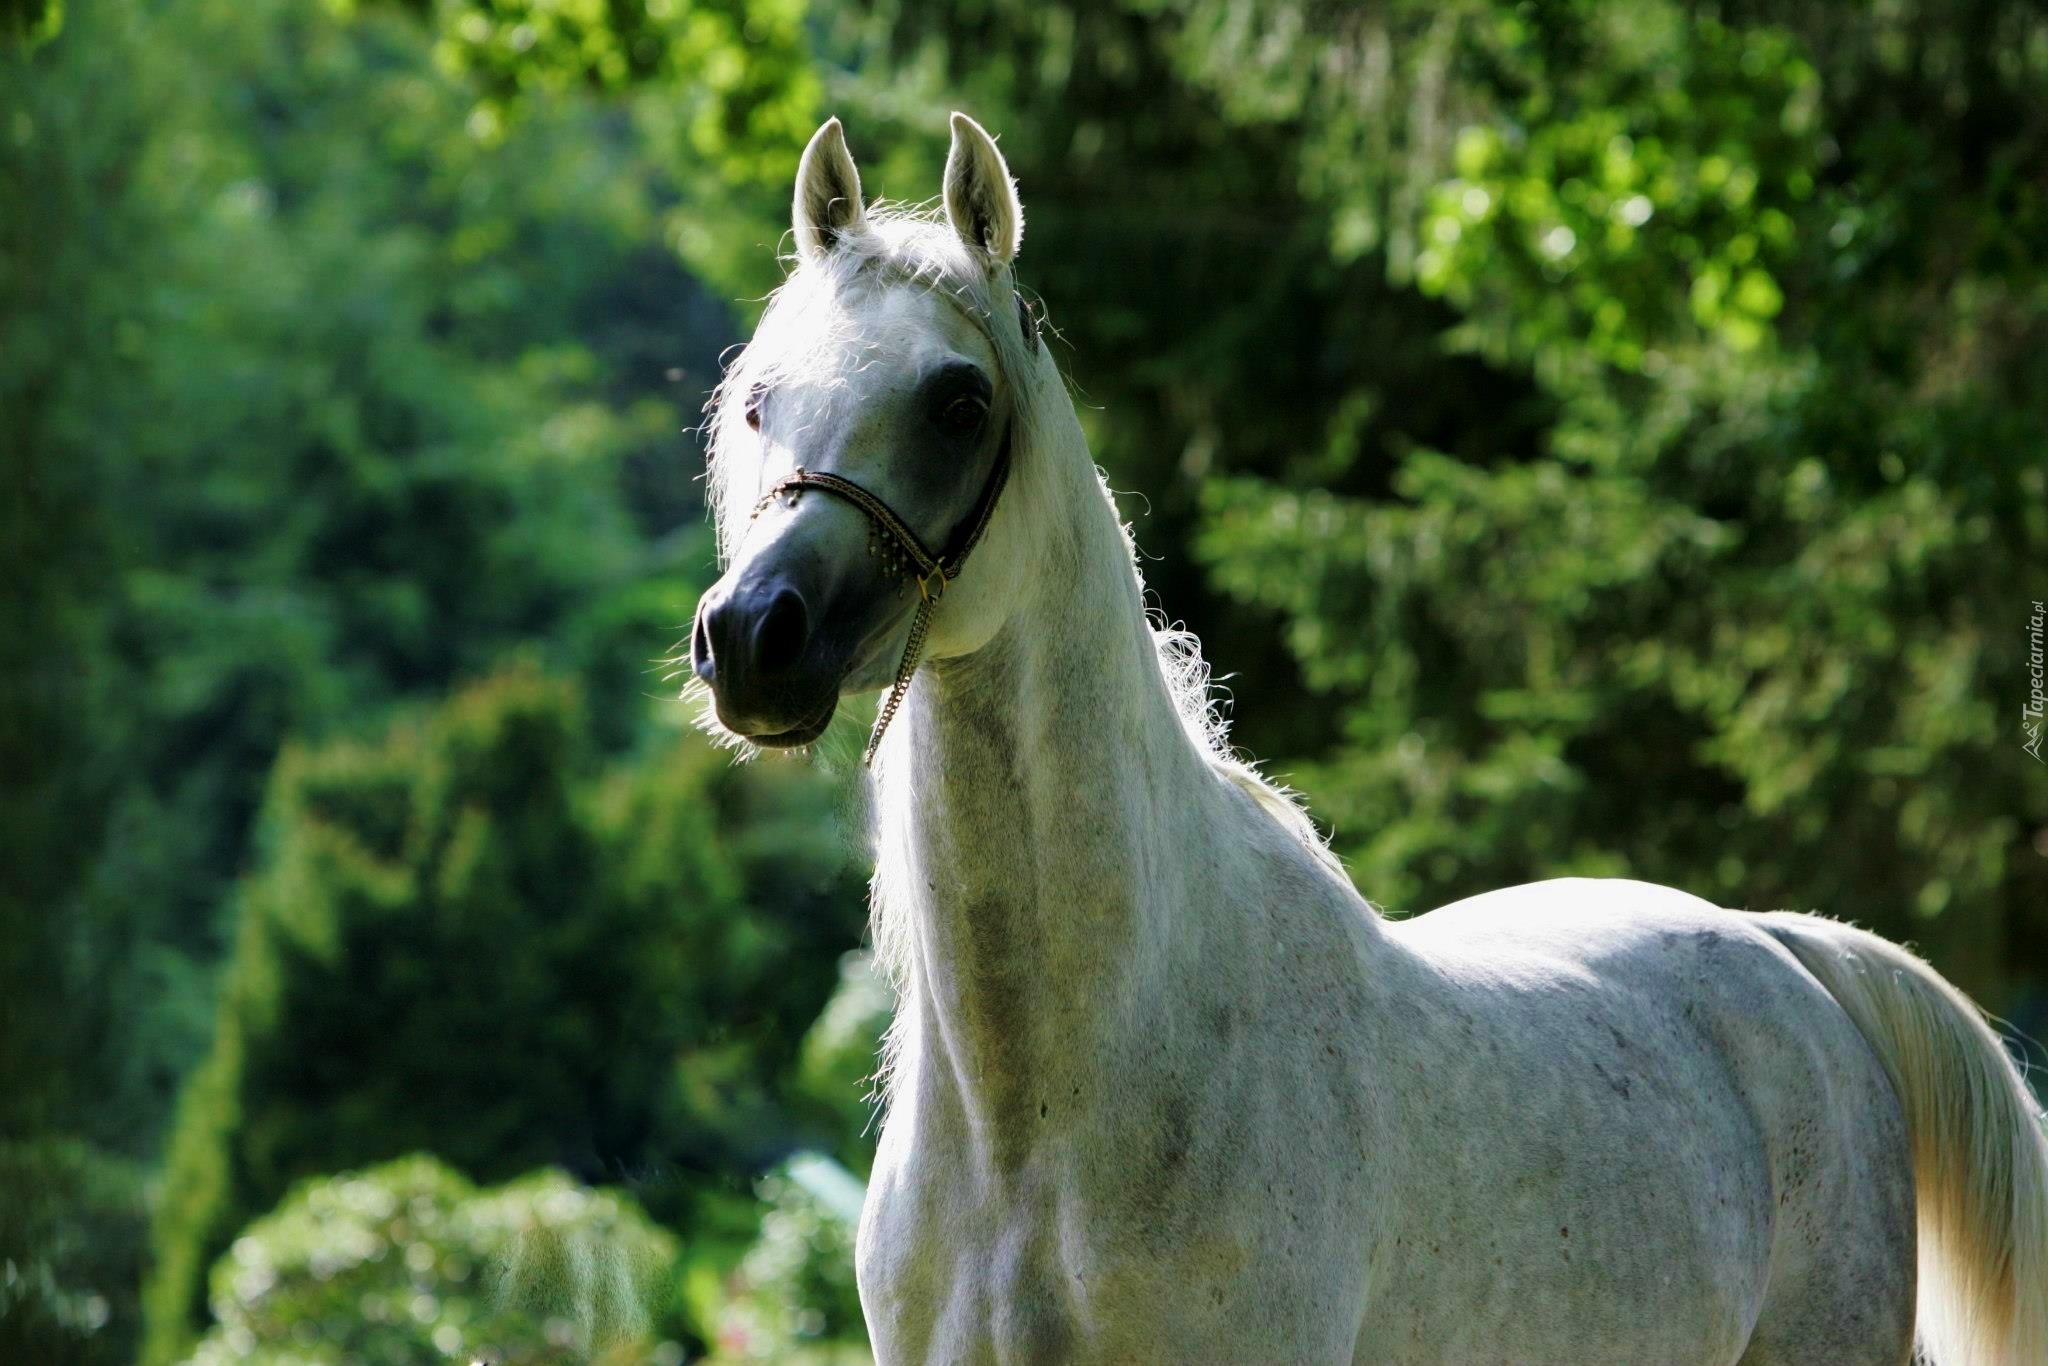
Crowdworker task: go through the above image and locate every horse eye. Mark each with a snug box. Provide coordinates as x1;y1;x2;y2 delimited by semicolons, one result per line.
936;395;987;437
744;383;768;431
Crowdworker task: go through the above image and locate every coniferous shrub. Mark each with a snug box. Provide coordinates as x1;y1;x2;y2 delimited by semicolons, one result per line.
144;668;862;1364
0;1139;149;1365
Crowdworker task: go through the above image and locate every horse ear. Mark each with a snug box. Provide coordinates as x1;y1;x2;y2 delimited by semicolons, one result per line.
943;111;1023;267
793;117;866;261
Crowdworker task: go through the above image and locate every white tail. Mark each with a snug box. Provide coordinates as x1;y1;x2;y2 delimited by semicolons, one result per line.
1762;913;2048;1366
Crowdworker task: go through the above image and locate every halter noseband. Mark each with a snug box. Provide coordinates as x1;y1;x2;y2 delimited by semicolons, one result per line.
746;289;1038;765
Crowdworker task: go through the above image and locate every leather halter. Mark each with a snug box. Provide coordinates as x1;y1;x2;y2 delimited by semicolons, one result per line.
747;289;1038;764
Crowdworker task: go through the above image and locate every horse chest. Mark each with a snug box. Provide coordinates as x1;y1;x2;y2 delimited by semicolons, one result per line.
858;1174;1263;1363
857;1083;1374;1365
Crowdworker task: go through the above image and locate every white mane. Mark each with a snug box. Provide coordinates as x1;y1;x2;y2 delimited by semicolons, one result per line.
1148;617;1349;883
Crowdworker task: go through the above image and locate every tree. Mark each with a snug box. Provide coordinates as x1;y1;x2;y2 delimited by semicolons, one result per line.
0;1140;149;1365
7;0;834;1353
15;0;2046;1355
145;668;863;1363
1174;0;2048;1020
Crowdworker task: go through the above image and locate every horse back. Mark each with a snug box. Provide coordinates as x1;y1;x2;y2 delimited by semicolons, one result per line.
1360;878;1915;1364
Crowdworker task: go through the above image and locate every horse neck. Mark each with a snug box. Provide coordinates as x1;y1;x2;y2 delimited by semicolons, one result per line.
871;408;1226;1154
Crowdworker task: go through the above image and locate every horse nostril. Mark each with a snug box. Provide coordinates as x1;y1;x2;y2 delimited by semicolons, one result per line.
690;601;716;683
750;586;811;676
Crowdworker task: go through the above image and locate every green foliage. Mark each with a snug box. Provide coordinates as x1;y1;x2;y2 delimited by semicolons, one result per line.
4;0;728;1153
0;1140;148;1365
0;0;61;45
791;955;894;1179
703;1161;869;1366
8;0;756;1346
422;0;818;183
188;1154;687;1364
1409;17;1814;361
12;0;2048;1359
1171;0;2048;1008
2;0;158;1151
145;669;862;1363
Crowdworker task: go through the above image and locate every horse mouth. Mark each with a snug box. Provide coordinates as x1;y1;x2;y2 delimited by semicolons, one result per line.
744;699;837;749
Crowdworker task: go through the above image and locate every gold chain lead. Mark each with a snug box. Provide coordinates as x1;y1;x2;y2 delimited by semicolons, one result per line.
865;591;936;765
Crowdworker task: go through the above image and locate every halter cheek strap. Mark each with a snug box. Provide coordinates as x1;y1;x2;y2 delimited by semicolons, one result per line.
751;425;1011;763
743;289;1038;764
746;289;1038;765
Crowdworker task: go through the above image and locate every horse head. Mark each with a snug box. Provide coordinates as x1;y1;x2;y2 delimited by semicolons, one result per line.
689;114;1043;755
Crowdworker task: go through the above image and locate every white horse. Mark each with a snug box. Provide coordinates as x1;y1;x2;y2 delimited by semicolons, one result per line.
687;114;2048;1365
